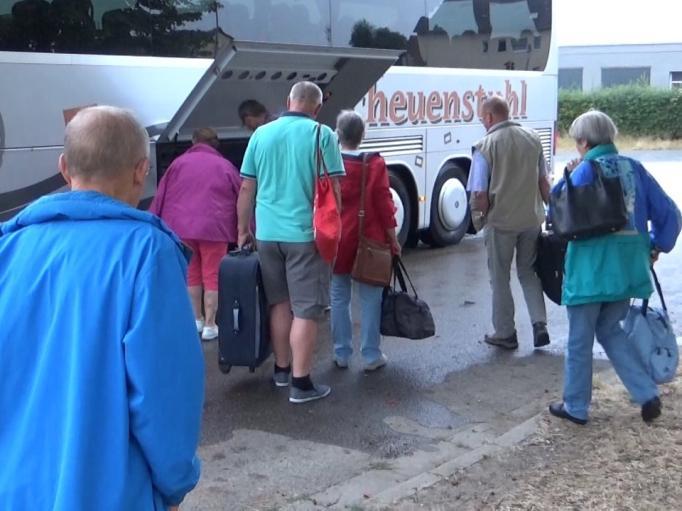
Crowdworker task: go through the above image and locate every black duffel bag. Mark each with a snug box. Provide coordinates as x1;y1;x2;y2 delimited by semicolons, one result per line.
550;160;627;241
535;230;567;305
381;258;435;340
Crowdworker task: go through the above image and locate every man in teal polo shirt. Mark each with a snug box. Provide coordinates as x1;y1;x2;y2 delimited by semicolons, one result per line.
237;81;344;404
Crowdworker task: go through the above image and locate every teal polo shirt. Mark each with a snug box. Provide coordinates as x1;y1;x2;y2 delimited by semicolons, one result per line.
241;112;345;242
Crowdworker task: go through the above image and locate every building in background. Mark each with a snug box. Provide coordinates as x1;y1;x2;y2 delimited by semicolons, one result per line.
558;43;682;91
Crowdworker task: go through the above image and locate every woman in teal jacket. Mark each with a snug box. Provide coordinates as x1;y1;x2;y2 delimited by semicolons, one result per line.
549;110;681;425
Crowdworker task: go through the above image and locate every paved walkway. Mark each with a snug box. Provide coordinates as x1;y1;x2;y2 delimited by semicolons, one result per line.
184;354;606;510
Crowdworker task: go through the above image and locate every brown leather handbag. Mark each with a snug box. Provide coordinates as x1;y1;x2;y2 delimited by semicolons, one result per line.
351;154;393;287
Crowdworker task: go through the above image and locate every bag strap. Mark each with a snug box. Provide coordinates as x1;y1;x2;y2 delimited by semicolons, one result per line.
563;160;604;189
315;123;331;182
393;257;418;297
392;257;408;292
358;153;369;241
642;267;667;314
589;159;605;185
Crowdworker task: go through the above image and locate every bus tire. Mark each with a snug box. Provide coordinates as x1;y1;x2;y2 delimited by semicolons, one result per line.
426;163;470;247
388;171;413;247
418;229;434;246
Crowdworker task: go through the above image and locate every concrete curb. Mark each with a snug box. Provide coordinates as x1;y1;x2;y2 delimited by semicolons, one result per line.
284;413;542;510
363;415;541;509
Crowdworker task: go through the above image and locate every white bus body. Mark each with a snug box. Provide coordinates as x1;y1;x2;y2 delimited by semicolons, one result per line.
358;64;557;246
0;0;557;247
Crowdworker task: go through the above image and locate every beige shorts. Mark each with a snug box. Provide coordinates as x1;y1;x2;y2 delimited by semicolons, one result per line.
257;241;330;319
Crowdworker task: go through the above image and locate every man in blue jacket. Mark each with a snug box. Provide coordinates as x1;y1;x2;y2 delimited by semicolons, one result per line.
0;106;205;510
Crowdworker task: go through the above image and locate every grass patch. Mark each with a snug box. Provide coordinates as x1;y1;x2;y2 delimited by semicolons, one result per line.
497;371;682;510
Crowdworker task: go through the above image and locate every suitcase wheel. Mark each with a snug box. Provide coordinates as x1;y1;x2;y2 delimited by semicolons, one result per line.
249;366;255;373
219;363;232;374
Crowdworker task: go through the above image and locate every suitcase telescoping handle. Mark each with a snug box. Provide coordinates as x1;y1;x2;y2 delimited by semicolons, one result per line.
230;245;254;256
232;299;240;334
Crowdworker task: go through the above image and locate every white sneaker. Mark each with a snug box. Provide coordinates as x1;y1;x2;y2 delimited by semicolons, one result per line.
202;325;219;341
195;318;205;333
364;353;388;372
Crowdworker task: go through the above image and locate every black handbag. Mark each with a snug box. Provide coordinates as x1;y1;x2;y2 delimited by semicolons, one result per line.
535;230;567;305
550;160;628;241
380;258;435;340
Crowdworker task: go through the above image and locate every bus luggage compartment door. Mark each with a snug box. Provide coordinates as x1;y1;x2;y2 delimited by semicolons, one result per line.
158;39;401;144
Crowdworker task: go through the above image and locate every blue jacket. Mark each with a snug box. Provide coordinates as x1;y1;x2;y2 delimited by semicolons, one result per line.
552;145;681;305
0;192;205;510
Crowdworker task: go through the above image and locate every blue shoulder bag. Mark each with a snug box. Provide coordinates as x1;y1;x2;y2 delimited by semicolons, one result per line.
623;268;679;384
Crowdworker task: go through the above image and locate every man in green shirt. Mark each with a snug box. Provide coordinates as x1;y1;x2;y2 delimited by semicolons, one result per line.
237;81;344;403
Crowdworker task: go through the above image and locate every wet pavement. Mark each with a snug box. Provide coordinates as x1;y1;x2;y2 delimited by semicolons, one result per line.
185;150;682;510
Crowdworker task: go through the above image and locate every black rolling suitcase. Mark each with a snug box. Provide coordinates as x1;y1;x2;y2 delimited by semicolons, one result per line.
217;248;271;374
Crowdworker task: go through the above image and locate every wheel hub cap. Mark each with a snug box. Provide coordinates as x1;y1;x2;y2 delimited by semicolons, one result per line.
390;188;405;236
438;178;467;230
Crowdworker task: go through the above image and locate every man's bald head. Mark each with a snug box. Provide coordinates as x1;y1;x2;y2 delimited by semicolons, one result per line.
64;106;149;181
482;96;510;121
480;96;510;131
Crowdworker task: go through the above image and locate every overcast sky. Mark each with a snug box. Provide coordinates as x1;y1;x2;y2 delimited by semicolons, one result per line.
555;0;681;46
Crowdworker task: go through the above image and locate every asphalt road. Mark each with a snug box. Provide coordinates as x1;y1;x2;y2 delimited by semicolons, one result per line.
185;150;682;510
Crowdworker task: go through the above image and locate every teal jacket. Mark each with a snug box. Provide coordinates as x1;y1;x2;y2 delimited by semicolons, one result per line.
552;145;681;306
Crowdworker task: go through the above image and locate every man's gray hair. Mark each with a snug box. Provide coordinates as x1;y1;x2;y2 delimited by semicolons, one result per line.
289;81;323;107
64;106;149;180
336;110;365;149
568;110;618;147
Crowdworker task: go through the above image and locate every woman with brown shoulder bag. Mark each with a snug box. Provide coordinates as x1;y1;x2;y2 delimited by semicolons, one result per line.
331;111;400;372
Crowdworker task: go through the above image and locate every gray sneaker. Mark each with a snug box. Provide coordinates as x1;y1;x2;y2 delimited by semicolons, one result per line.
533;322;550;348
333;356;349;369
289;383;331;404
364;353;388;372
484;331;519;350
273;371;290;388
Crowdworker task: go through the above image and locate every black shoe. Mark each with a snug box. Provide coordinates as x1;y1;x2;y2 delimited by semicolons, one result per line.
484;331;518;350
533;322;550;348
549;402;587;425
641;397;662;422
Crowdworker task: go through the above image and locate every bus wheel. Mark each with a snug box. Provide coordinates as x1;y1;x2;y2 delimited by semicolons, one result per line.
389;171;412;247
427;163;470;247
418;229;434;246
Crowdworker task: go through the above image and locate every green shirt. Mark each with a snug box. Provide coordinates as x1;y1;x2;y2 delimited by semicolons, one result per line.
241;112;345;242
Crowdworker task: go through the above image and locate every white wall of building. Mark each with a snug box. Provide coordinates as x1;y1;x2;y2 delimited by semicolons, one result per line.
559;43;682;90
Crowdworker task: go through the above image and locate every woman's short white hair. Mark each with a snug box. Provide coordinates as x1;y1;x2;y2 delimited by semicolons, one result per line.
336;110;365;149
568;110;618;147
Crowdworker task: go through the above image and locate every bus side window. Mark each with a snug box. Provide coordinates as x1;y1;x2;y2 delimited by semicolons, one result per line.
420;0;552;71
0;0;219;58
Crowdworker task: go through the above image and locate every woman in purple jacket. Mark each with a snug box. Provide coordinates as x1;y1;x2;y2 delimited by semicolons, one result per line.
150;128;241;340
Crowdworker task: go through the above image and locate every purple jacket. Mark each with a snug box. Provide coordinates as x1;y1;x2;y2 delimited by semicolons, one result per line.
150;144;241;243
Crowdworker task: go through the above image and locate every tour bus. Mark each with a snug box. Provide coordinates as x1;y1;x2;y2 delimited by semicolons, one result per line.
0;0;557;247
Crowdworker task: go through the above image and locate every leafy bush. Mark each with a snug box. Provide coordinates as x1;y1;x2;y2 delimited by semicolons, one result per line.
559;86;682;139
